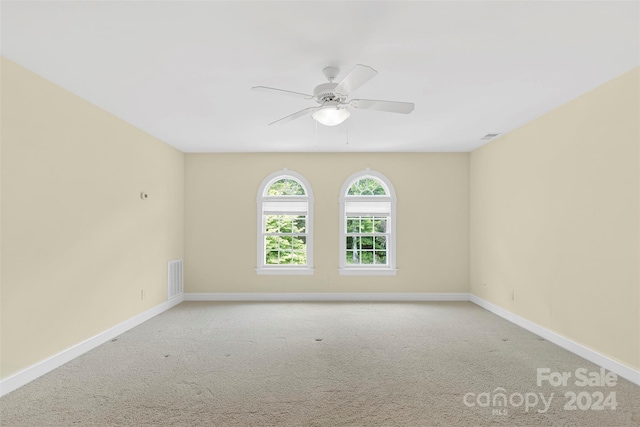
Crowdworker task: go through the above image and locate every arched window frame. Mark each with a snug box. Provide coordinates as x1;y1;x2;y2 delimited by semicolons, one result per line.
339;169;397;276
256;169;314;275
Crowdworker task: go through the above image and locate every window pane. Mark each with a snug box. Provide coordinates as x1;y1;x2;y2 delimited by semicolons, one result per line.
280;251;293;264
361;217;373;233
360;251;374;264
361;236;374;250
346;250;357;264
292;251;306;265
346;218;359;233
264;215;309;234
264;239;308;265
294;216;306;233
375;251;387;265
277;215;291;233
374;236;386;250
266;251;279;264
280;235;292;249
374;218;387;233
372;185;386;195
347;216;388;233
265;235;279;250
292;236;306;253
347;177;386;196
265;215;279;233
267;178;306;196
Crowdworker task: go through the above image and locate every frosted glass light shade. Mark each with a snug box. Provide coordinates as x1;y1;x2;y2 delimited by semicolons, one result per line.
312;104;350;126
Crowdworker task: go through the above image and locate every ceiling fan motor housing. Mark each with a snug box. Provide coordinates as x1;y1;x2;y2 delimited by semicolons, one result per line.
313;82;346;103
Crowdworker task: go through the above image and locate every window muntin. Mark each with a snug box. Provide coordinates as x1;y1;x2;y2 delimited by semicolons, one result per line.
257;170;314;275
339;170;396;275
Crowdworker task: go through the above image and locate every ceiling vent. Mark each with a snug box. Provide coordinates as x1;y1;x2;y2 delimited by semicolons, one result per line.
481;133;501;140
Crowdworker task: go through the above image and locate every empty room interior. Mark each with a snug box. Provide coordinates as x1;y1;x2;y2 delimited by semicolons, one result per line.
1;1;639;426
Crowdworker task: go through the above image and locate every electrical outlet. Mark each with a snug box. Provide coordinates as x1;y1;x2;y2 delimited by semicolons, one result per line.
141;289;145;300
509;290;515;301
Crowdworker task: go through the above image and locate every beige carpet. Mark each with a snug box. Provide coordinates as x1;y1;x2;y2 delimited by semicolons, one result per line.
1;301;638;426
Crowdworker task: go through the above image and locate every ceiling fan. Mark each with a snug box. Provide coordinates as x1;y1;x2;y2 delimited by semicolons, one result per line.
252;64;415;126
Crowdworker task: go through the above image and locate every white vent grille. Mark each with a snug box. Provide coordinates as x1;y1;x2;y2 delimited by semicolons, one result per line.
168;260;183;299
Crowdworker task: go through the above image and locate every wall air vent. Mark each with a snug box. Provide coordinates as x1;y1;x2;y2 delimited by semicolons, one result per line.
481;133;501;140
167;260;183;300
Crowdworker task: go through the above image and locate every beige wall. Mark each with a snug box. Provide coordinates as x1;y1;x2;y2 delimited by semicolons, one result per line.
470;67;640;370
0;58;184;379
185;153;469;293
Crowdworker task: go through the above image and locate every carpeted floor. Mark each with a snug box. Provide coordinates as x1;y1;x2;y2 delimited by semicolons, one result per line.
1;301;639;426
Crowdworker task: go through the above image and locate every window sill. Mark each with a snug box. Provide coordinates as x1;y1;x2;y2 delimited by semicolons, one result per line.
256;267;315;276
339;268;397;276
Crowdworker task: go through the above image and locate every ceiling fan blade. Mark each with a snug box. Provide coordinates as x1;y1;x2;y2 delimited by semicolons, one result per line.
268;106;318;125
334;64;378;96
252;86;314;99
350;99;415;114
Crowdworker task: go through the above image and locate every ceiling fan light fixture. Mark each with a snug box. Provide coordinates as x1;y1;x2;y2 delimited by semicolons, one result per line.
254;64;414;126
312;102;350;126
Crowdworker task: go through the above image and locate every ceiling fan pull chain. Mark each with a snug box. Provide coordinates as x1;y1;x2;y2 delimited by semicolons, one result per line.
346;118;350;146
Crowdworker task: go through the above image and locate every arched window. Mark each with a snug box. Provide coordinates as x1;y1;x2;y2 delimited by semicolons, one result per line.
256;169;314;275
339;169;397;275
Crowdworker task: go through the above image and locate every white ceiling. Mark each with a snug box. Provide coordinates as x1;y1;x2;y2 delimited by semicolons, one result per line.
2;1;638;153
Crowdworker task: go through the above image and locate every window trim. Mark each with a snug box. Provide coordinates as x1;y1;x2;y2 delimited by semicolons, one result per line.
339;169;397;276
256;169;314;275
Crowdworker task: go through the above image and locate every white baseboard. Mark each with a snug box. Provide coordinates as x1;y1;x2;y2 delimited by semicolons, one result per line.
184;292;471;302
469;294;640;386
0;294;184;397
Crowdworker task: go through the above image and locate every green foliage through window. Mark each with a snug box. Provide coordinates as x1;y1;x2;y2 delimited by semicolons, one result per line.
267;178;306;196
265;215;307;265
345;216;388;265
347;177;386;196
